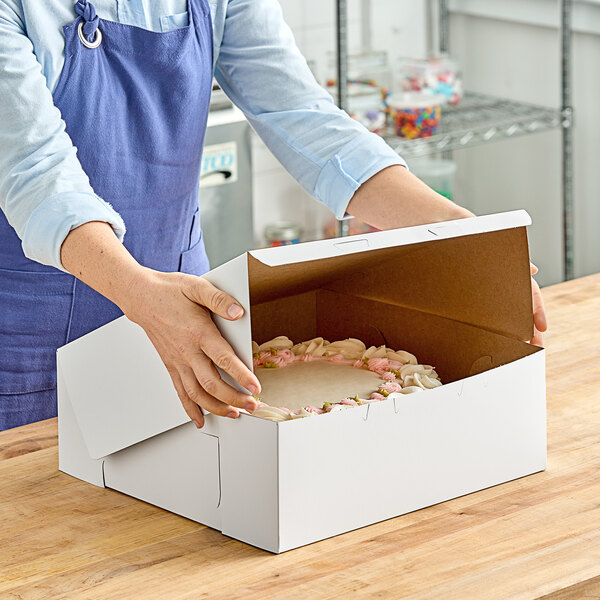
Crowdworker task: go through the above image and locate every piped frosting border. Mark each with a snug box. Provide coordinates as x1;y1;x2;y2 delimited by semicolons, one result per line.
251;336;442;421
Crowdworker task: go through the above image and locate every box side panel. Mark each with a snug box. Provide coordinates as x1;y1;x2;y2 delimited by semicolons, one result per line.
217;414;280;553
316;288;539;384
103;421;221;530
277;352;546;552
57;363;105;487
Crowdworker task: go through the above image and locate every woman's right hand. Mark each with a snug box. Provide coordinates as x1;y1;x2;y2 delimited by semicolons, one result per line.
120;267;262;428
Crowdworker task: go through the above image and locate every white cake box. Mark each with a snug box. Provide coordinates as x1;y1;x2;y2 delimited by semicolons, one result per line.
57;209;546;553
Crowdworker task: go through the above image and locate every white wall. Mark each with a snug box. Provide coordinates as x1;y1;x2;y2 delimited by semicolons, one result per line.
448;1;600;284
254;0;600;286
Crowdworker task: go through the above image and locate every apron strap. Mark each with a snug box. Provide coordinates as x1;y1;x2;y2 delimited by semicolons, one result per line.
75;1;100;43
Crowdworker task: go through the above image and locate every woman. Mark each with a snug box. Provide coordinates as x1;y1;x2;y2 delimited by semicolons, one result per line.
0;0;546;430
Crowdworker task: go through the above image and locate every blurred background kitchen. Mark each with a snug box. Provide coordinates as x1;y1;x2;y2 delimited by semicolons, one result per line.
201;0;597;287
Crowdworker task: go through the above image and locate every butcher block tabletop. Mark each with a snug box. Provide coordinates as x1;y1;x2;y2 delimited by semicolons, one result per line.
1;274;600;600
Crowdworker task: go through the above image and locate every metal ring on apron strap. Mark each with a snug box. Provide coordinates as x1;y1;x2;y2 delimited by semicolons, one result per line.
78;22;102;48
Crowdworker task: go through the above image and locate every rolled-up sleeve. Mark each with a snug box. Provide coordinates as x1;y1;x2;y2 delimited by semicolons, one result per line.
214;0;406;219
0;2;125;272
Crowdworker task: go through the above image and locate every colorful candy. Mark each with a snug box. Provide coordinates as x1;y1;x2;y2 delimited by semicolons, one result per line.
392;104;441;139
387;93;444;139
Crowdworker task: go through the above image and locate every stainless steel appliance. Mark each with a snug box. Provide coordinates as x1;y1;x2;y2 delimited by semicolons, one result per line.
199;100;254;268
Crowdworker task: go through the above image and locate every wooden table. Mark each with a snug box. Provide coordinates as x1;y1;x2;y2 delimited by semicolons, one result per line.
1;274;600;600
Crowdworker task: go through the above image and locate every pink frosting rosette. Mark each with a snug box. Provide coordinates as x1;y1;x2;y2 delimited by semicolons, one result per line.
340;397;360;406
369;392;385;401
381;371;396;381
277;348;296;363
328;353;346;363
379;380;402;394
298;353;314;362
387;360;404;371
266;354;288;368
367;357;390;375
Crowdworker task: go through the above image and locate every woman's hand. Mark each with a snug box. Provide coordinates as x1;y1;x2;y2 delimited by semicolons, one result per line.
347;168;549;346
60;221;261;429
529;263;547;346
121;268;262;429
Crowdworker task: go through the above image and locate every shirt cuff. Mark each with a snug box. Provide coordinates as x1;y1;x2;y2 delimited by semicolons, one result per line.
313;132;408;219
22;191;126;273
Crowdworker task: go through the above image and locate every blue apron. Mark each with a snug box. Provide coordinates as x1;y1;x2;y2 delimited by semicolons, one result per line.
0;0;213;430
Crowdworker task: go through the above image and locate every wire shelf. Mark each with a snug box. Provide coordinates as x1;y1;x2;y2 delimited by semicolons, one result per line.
382;92;561;158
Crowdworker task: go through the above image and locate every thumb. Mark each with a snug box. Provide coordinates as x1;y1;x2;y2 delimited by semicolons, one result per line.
182;275;245;320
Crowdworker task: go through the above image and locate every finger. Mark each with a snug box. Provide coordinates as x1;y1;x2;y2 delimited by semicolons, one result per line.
187;352;259;413
143;331;207;429
530;325;544;347
198;319;261;395
181;275;245;321
169;367;205;429
180;365;240;419
531;277;548;332
530;262;539;275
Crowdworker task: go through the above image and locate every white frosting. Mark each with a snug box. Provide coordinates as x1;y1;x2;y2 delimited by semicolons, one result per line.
257;336;293;353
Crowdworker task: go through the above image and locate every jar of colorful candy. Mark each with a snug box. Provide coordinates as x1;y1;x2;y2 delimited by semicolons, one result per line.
387;93;445;139
396;55;463;106
326;51;391;134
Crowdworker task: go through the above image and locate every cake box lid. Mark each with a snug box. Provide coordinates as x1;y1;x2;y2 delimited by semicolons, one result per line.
204;209;535;375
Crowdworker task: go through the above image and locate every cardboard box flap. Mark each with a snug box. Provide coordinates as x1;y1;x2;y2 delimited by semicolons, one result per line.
57;317;189;460
247;210;534;341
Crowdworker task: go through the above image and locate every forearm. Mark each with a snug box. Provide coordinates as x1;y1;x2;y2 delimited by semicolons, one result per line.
346;165;475;229
60;221;147;314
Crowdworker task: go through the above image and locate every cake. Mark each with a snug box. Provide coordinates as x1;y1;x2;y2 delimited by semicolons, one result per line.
250;336;442;421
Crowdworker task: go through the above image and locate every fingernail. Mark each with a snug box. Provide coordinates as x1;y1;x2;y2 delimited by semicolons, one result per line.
193;420;203;429
246;400;257;413
248;384;260;395
227;409;239;419
227;304;244;319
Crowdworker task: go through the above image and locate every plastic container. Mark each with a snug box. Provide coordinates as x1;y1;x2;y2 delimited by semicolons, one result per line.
326;51;391;134
408;157;457;200
264;222;301;247
396;55;463;106
387;93;444;139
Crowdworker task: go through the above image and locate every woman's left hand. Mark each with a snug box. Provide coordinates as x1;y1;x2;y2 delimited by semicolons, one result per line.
530;263;547;346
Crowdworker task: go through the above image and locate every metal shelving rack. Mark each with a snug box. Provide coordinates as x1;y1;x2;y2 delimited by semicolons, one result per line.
335;0;574;281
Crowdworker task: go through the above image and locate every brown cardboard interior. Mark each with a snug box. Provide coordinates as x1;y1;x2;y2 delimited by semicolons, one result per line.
250;288;540;385
251;291;317;343
248;226;533;341
316;289;540;384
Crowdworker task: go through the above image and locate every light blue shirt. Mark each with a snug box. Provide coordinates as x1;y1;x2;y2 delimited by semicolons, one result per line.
0;0;406;272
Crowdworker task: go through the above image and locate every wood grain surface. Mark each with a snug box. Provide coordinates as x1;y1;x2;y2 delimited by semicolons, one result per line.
1;274;599;600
